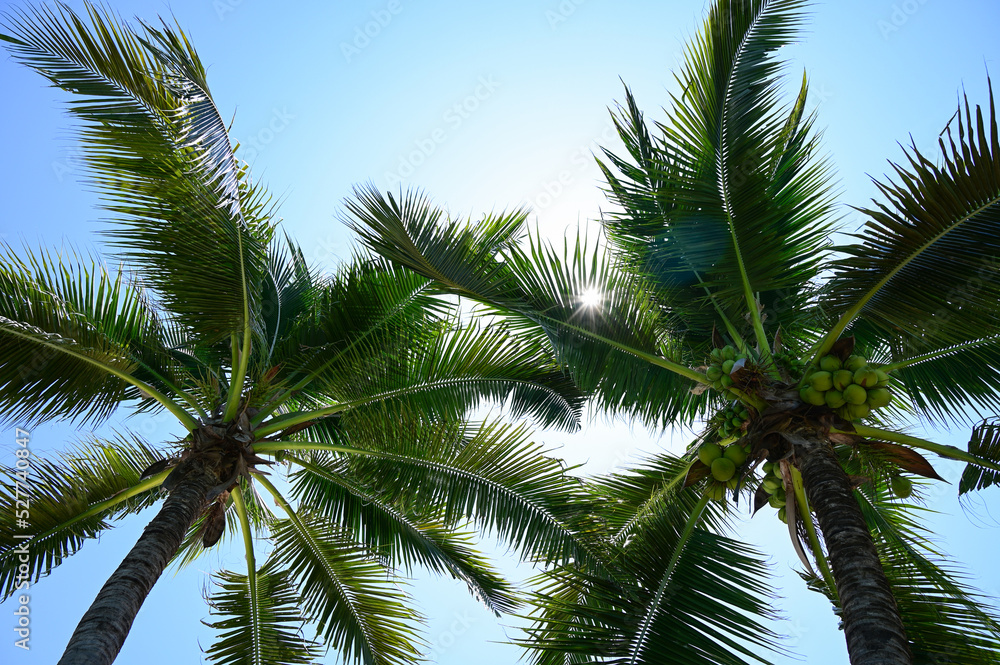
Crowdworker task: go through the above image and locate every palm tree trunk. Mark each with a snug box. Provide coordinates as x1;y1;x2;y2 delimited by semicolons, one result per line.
790;432;912;665
57;462;218;665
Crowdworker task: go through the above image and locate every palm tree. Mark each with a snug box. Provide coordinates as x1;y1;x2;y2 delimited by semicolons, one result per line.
343;1;1000;663
0;4;596;665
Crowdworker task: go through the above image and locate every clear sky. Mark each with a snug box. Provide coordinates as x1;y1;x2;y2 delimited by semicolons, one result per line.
2;0;999;663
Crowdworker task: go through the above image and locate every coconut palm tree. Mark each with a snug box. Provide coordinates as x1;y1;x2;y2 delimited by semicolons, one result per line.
343;1;1000;663
0;4;596;665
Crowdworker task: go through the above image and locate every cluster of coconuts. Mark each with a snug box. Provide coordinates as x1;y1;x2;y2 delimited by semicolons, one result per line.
799;354;892;420
705;345;750;391
699;439;751;501
760;461;789;523
712;404;751;439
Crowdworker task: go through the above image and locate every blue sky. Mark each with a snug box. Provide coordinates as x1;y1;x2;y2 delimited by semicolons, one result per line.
2;0;999;663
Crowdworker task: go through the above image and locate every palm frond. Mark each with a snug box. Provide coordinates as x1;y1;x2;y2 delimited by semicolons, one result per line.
0;244;198;426
0;431;165;599
204;561;321;665
523;503;780;665
268;512;421;665
0;3;272;346
599;0;834;347
961;417;1000;493
290;455;519;615
822;80;1000;420
288;417;605;570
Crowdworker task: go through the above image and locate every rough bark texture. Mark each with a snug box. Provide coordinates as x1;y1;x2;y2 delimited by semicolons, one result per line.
57;462;218;665
793;432;912;665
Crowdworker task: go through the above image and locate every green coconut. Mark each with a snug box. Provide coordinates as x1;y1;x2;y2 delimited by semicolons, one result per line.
845;355;868;372
853;368;880;388
824;389;846;408
706;365;723;381
723;445;747;466
819;355;842;372
891;475;913;499
833;369;855;391
800;385;827;406
867;388;891;408
809;370;834;391
843;384;868;405
698;442;723;466
711;457;737;482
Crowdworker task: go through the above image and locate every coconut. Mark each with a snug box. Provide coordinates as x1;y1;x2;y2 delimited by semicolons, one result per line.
824;389;846;408
809;370;834;391
722;345;736;361
874;369;891;388
845;355;868;372
723;445;747;466
762;477;781;494
698;442;723;466
706;366;723;381
800;385;827;406
842;384;868;405
819;355;842;372
867;388;891;408
891;475;913;499
832;369;854;391
777;506;787;523
853;368;879;388
768;493;786;509
711;457;737;482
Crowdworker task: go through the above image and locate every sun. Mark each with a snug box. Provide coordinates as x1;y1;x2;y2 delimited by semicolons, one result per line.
579;288;602;308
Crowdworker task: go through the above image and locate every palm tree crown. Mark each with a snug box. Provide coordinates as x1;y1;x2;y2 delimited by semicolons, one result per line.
0;4;595;664
345;1;1000;663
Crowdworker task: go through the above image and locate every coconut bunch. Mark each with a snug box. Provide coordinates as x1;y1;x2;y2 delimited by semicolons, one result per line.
759;461;789;523
711;403;751;439
698;438;751;500
799;354;892;421
705;345;752;391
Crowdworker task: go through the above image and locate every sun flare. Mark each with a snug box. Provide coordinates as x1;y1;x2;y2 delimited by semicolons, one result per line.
579;288;602;308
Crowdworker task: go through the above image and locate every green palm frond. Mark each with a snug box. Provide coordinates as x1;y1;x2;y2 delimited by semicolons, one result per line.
599;0;834;352
344;187;713;427
961;418;1000;493
0;244;198;427
0;3;272;347
523;500;780;665
282;417;604;570
261;256;444;410
268;512;421;665
0;432;166;599
821;81;1000;420
343;184;527;306
290;455;519;615
204;561;321;665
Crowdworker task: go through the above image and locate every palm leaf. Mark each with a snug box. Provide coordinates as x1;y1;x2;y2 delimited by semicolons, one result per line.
290;455;519;615
204;561;321;665
0;3;272;346
0;244;197;426
523;495;780;665
961;418;1000;493
268;512;421;665
821;81;1000;420
599;0;833;351
278;417;605;570
0;432;166;599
